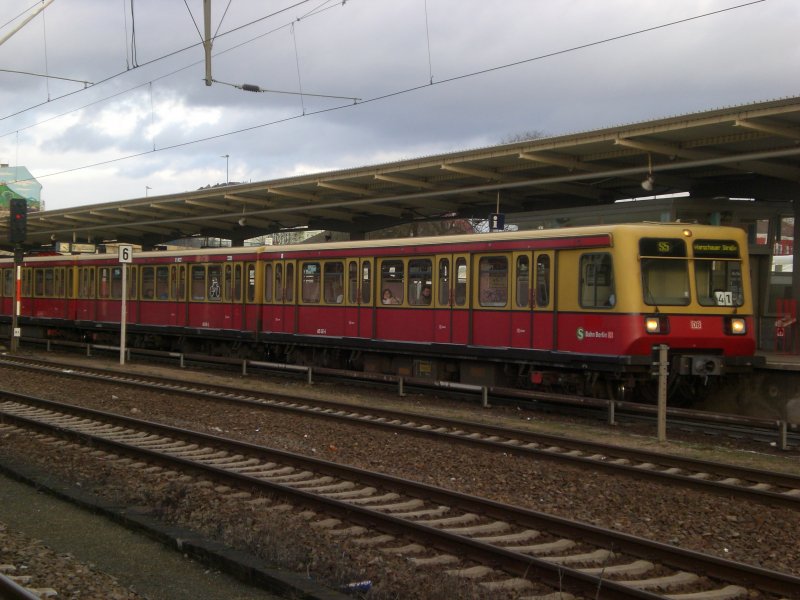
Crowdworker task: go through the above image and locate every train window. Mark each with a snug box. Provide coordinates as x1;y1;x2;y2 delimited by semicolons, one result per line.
361;261;372;304
221;263;240;302
264;263;274;302
536;255;550;307
285;263;295;302
478;256;508;307
692;239;743;307
641;259;689;306
380;260;404;305
34;269;46;297
190;265;205;300
208;265;222;302
170;266;179;300
696;260;744;307
246;263;256;303
78;267;95;299
516;256;530;308
579;253;615;309
155;266;170;300
127;266;137;300
234;264;243;302
109;267;122;299
348;261;358;304
408;259;432;305
142;266;155;299
54;268;65;298
174;265;186;301
68;267;76;299
438;258;450;305
324;262;344;304
455;258;468;306
21;268;31;297
44;269;55;297
223;264;233;302
1;269;10;297
98;267;111;299
274;264;283;302
302;262;321;303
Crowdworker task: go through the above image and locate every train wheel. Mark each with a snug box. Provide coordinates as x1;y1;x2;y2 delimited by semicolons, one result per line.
635;370;687;405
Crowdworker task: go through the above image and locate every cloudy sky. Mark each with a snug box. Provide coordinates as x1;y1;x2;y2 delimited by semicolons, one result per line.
1;0;797;211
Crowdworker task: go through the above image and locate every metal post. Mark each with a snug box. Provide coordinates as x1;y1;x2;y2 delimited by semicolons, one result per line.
657;344;669;442
10;248;22;352
120;264;127;365
481;386;489;408
203;0;213;85
118;245;132;365
608;400;616;426
398;376;406;397
779;421;787;451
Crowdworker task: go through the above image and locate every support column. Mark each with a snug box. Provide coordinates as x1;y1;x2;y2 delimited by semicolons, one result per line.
794;199;800;303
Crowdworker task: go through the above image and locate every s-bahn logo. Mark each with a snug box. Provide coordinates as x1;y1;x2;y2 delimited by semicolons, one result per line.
577;327;614;341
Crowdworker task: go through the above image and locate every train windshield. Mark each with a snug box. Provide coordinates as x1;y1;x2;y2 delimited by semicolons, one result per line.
692;240;744;307
639;239;689;306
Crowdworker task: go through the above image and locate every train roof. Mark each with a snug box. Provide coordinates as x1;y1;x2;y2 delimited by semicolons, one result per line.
0;222;747;264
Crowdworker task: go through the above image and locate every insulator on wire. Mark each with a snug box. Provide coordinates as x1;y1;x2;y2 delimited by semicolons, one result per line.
241;83;261;93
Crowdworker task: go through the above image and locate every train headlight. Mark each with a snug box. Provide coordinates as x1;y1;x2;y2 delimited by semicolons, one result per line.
645;316;669;334
726;317;747;335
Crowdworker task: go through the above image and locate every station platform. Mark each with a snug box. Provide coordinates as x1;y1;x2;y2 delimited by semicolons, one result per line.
759;351;800;372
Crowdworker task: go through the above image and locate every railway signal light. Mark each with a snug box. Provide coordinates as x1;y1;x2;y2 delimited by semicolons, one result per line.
8;197;27;244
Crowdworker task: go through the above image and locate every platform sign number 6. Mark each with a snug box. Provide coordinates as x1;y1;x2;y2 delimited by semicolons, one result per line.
119;244;133;264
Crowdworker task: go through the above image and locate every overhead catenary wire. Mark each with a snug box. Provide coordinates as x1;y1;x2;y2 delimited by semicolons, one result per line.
423;0;433;84
0;0;350;140
1;0;325;122
41;1;50;100
213;78;359;102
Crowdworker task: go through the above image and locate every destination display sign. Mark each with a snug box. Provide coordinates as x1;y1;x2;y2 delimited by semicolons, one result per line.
639;238;687;257
692;240;739;258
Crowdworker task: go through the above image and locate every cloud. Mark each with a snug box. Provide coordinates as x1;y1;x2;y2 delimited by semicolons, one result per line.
1;0;797;210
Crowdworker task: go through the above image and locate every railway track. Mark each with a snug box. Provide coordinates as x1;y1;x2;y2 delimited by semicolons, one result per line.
2;355;799;510
12;340;797;448
2;390;798;600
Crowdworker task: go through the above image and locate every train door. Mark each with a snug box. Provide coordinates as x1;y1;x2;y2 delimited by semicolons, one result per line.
243;262;259;332
473;253;512;347
509;251;555;349
434;254;470;344
510;253;533;348
267;259;296;334
532;251;555;350
1;268;11;316
344;258;373;338
170;263;187;327
221;262;244;331
76;266;96;321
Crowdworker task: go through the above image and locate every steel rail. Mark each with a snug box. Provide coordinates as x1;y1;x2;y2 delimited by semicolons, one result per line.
2;355;799;508
2;390;799;599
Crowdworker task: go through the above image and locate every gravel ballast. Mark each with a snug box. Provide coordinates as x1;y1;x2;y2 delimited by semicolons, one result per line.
1;353;799;599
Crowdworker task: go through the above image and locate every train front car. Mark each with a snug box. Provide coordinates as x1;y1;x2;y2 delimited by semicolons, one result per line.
587;224;759;403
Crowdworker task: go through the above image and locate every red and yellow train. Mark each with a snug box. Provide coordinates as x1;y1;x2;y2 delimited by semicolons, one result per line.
1;223;761;402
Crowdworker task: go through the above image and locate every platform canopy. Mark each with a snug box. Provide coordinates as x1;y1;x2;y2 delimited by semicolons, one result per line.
3;95;800;250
